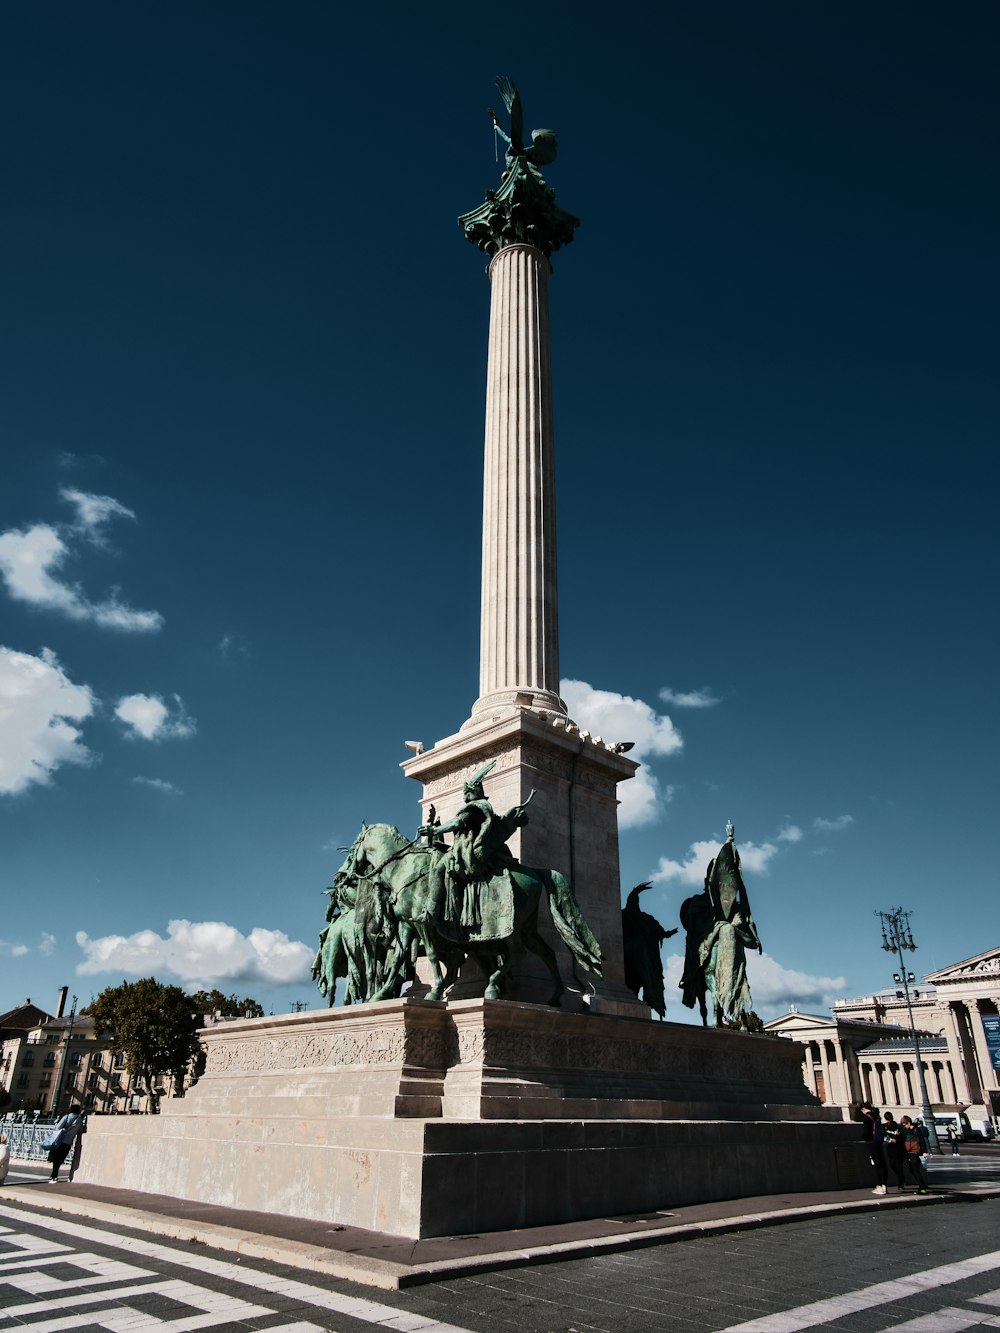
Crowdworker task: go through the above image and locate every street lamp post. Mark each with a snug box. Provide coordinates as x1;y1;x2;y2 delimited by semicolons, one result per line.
51;994;78;1115
876;908;940;1153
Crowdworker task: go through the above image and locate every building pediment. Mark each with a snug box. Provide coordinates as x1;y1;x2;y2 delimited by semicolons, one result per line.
925;947;1000;984
764;1012;836;1033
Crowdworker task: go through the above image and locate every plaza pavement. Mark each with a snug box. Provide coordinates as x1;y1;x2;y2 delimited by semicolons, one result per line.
3;1149;999;1291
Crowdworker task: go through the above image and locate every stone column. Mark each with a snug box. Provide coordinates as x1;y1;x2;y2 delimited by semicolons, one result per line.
903;1060;916;1107
827;1042;846;1105
472;244;563;722
818;1041;832;1104
952;1002;983;1101
887;1063;900;1108
873;1063;886;1106
969;1000;996;1101
943;1003;972;1102
844;1043;864;1105
943;1059;958;1104
405;161;644;1016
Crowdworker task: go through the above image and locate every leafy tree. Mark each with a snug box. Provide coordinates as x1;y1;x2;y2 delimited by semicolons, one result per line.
722;1009;766;1033
187;988;264;1019
87;978;202;1112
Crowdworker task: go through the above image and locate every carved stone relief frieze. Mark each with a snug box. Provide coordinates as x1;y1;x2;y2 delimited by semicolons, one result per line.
420;746;517;801
403;1024;448;1069
203;1025;406;1075
519;746;575;784
440;1020;798;1089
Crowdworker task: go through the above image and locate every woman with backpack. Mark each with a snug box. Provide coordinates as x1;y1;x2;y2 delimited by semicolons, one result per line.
44;1104;86;1183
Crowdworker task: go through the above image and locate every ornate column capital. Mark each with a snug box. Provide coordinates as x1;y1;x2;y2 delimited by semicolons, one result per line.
460;156;580;259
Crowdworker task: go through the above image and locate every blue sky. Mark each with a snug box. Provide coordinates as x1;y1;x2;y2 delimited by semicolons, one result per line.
1;3;997;1021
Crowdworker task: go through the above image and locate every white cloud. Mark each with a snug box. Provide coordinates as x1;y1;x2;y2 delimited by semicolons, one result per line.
57;451;106;471
132;775;182;795
813;814;854;833
218;633;250;659
115;693;196;742
0;521;162;632
737;841;781;875
60;487;135;541
663;951;847;1019
560;678;683;829
0;930;57;958
651;834;781;887
777;824;803;843
0;646;95;795
658;685;721;709
75;920;313;987
745;953;848;1015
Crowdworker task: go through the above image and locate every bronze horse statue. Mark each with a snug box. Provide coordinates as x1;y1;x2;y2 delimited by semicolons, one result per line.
314;822;603;1005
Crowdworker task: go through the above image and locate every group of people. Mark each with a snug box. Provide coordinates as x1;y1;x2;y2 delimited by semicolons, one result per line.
859;1100;933;1194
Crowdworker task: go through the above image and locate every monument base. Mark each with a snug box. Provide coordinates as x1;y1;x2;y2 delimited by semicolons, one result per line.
76;1001;862;1239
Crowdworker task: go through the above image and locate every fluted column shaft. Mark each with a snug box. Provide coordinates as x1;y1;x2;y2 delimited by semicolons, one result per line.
472;243;563;719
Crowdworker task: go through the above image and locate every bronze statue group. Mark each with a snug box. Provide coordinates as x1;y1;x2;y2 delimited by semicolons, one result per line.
621;821;762;1026
313;761;602;1008
314;762;761;1027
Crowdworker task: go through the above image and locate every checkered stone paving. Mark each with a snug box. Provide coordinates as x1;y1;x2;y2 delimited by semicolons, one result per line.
0;1226;321;1332
0;1216;469;1333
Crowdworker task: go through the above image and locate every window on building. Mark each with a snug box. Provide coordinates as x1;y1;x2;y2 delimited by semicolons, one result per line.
91;1053;103;1070
39;1072;52;1086
112;1073;122;1088
113;1053;125;1069
22;1053;34;1067
44;1052;56;1066
17;1074;29;1088
68;1052;82;1067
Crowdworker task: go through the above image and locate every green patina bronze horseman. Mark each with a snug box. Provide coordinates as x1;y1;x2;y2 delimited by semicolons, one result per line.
679;822;763;1027
458;77;579;259
312;762;603;1006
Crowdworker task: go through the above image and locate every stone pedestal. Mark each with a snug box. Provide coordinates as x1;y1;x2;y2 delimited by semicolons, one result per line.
402;710;643;1016
76;1001;861;1240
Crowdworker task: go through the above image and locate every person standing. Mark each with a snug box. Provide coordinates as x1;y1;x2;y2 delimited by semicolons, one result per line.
946;1123;961;1155
917;1114;933;1157
900;1116;931;1193
882;1113;907;1190
0;1134;9;1186
45;1104;85;1183
860;1101;888;1195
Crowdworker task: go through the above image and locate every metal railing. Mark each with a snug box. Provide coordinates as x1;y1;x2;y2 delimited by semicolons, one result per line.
0;1114;59;1161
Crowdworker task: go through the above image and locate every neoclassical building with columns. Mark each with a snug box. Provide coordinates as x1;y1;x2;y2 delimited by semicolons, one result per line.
765;947;1000;1125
